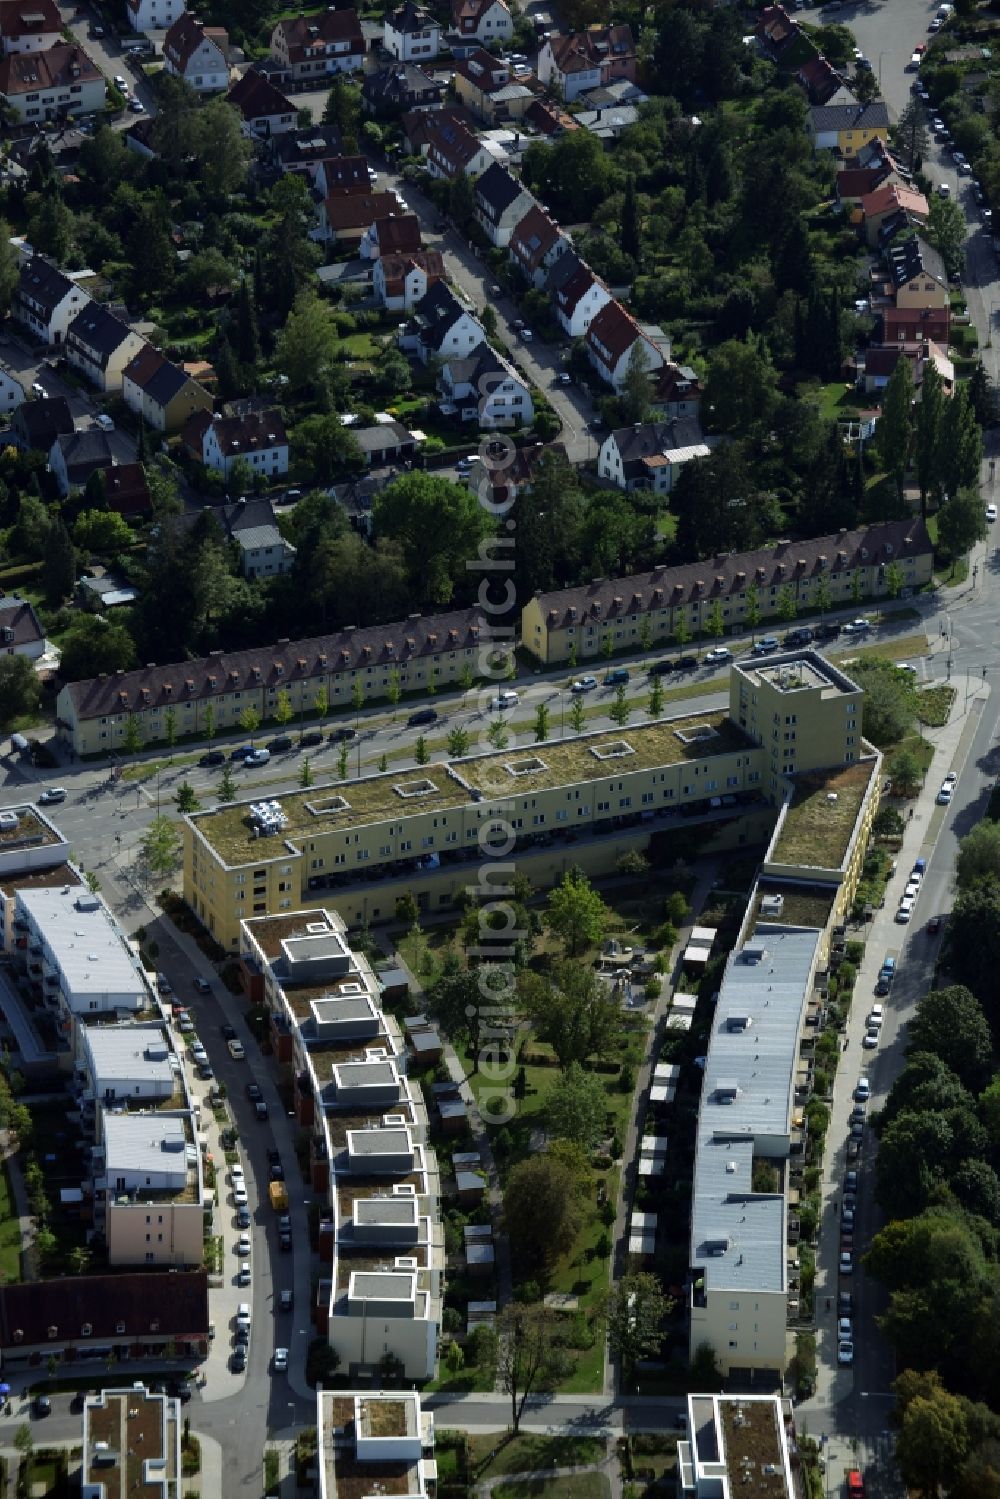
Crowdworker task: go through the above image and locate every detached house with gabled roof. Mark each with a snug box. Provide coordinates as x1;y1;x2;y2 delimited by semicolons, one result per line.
509;204;570;288
122;345;213;433
455;47;532;124
13;256;91;344
163;13;229;91
553;258;611;338
537;24;636;102
439;341;533;429
182;407;289;481
373;250;445;311
450;0;512;45
809;99;889;156
125;0;183;39
226;67;296;138
886;235;948;309
861;182;928;247
49;428;115;497
399;280;484;364
269;6;364;83
66;305;146;393
383;1;440;63
473;161;534;248
0;0;60;56
598;417;710;495
585;299;664;391
426;115;498;180
362;61;444;117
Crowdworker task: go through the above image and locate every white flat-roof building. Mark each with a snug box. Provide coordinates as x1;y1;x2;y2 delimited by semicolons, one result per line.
17;884;150;1019
689;927;822;1382
677;1392;794;1497
82;1024;179;1106
97;1113;205;1268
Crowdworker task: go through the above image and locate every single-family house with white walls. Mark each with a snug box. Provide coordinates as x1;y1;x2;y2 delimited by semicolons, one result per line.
0;359;25;413
439;342;533;429
597;418;711;495
585;299;665;390
383;0;440;62
0;0;61;56
473;162;534;248
181;407;289;481
373;251;444;311
553;259;611;338
450;0;512;46
124;0;184;38
399;281;484;364
163;13;229;91
509;205;570;289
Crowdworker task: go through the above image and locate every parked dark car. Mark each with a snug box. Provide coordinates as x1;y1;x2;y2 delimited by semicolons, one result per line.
221;1023;237;1041
269;735;293;752
279;1289;294;1312
255;1100;269;1121
649;660;674;676
676;655;699;671
407;708;438;728
813;622;841;640
329;727;356;743
33;1395;51;1417
246;1082;263;1103
300;730;323;747
199;750;225;767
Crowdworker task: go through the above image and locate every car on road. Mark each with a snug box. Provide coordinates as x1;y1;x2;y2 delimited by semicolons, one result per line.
233;1187;248;1208
235;1235;251;1257
838;1316;852;1337
938;182;951;197
407;708;438;728
269;735;293;752
192;976;212;995
328;727;356;743
556;372;572;385
839;1251;854;1275
704;647;732;665
904;878;921;900
838;1338;855;1366
33;1395;51;1417
199;750;225;768
269;1160;284;1181
273;1348;289;1372
936;780;954;804
676;655;699;672
221;1022;236;1041
847;1471;865;1498
178;1017;194;1034
813;621;841;640
649;659;674;676
752;635;779;655
246;1082;263;1103
842;618;871;636
279;1289;294;1312
231;1348;247;1371
38;787;67;804
896;896;914;923
519;328;533;341
929;14;942;27
190;1043;207;1063
842;1208;855;1230
237;1264;251;1286
927;914;943;935
237;1205;251;1229
228;1039;245;1060
243;747;270;766
869;1003;884;1027
783;626;814;647
987;503;998;522
855;1077;871;1102
299;730;323;747
491;690;519;710
279;1230;292;1250
839;1290;854;1314
570;676;597;693
255;1100;269;1121
862;1026;880;1049
89;22;104;34
230;744;255;761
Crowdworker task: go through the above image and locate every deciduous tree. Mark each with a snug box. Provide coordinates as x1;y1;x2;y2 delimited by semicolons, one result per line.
546;1062;607;1148
546;868;609;957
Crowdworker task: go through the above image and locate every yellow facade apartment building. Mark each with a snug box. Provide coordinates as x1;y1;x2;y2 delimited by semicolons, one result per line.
520;520;933;667
55;608;496;756
183;652;876;951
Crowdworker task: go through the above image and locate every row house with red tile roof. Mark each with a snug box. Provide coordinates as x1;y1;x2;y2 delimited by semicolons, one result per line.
508;204;571;288
586;299;665;391
553;258;611;338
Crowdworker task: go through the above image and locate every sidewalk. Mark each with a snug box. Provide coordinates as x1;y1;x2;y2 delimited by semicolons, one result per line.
800;671;988;1485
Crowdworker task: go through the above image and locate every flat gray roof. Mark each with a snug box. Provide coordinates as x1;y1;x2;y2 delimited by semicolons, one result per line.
350;1271;414;1301
103;1113;188;1181
348;1126;412;1156
691;926;821;1295
19;886;147;1001
353;1197;418;1225
84;1025;175;1090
